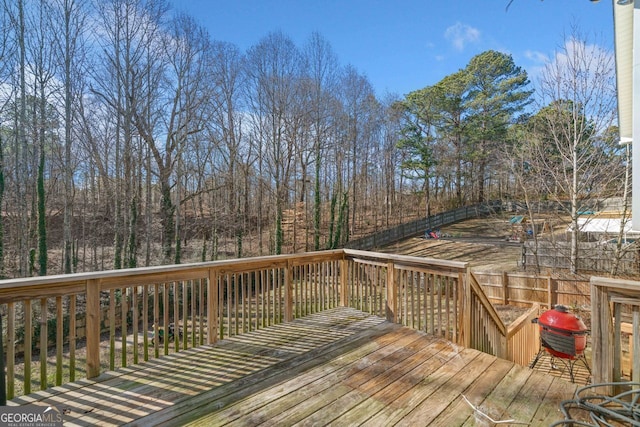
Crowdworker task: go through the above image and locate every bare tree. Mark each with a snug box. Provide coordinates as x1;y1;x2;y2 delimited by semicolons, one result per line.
610;134;631;275
246;31;301;255
208;40;248;257
159;14;213;264
0;0;18;278
379;94;403;228
4;0;31;276
339;65;377;241
93;0;168;265
27;0;58;276
526;27;618;273
303;32;339;251
51;0;88;273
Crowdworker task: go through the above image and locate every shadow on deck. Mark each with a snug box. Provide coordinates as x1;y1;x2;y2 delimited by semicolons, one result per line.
10;307;577;426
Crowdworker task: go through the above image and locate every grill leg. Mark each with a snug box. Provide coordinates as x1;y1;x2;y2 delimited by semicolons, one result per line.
550;355;592;383
529;348;545;369
568;355;591;384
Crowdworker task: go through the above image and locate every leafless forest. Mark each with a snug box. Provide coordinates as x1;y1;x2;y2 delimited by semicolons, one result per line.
0;1;624;279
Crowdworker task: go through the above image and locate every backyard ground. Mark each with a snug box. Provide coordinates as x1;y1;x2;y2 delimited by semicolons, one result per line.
377;215;530;272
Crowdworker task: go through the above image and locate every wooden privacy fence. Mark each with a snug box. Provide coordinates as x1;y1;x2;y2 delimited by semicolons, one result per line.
523;241;640;275
344;201;502;250
0;249;538;400
473;271;591;310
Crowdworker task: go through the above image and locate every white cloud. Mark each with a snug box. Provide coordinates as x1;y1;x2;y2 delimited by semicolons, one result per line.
535;37;616;126
444;22;480;51
552;37;613;71
524;50;549;64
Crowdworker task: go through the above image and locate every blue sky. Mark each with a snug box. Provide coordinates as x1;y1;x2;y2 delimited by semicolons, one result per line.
170;0;614;97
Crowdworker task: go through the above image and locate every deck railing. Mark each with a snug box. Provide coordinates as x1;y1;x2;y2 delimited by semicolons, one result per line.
341;250;538;364
0;249;534;399
0;251;345;399
506;304;541;366
343;250;466;343
590;276;640;391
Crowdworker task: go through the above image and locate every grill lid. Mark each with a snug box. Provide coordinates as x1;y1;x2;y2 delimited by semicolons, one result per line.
538;305;587;333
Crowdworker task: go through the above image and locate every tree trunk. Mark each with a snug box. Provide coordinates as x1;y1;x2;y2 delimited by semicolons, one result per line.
160;179;175;263
17;0;29;276
37;90;47;276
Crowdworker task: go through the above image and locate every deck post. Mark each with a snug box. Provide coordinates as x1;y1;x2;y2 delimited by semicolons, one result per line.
462;268;471;348
86;279;101;379
340;258;348;307
385;261;397;323
502;271;509;305
207;268;219;344
590;281;613;394
547;275;557;308
633;307;639;384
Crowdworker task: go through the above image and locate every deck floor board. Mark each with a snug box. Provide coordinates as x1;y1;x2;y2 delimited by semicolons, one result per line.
195;328;420;426
7;307;579;426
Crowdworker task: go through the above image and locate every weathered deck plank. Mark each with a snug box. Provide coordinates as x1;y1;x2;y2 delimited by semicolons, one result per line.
504;368;556;424
364;347;482;426
460;364;538;426
532;376;583;425
428;356;516;426
394;351;499;426
214;328;423;426
7;307;579;426
262;336;454;426
187;327;421;426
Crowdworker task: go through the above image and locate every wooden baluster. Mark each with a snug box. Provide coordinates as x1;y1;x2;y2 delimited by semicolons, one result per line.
39;298;47;390
198;278;204;345
284;261;293;323
153;284;159;359
69;295;76;381
207;269;218;345
109;288;115;370
7;302;14;399
174;281;180;352
121;287;128;367
24;299;32;393
260;270;265;327
142;285;149;362
165;282;175;356
132;286;138;364
56;296;63;386
184;280;189;350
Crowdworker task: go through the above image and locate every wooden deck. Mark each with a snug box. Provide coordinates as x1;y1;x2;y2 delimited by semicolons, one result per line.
9;307;579;426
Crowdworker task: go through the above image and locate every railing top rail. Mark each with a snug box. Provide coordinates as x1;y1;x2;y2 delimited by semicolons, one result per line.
506;303;540;339
343;249;468;271
0;250;346;298
0;247;471;304
590;276;640;295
